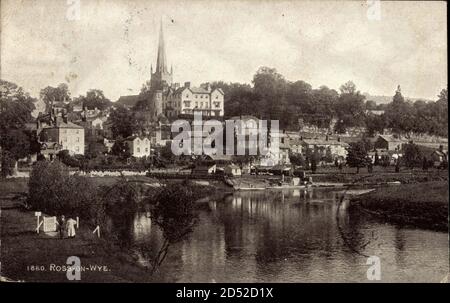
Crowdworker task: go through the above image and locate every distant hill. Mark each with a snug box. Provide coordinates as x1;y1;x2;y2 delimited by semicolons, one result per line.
363;93;433;104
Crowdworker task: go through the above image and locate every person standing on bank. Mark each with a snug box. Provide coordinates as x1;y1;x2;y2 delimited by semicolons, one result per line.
58;215;66;239
66;217;77;238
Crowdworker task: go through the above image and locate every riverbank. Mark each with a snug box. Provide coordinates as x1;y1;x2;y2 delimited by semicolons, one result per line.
310;169;448;184
350;181;449;232
0;206;156;282
0;176;230;282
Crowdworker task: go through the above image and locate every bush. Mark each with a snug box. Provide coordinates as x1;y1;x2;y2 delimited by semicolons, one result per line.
57;150;80;167
1;151;17;177
28;161;101;221
403;143;423;168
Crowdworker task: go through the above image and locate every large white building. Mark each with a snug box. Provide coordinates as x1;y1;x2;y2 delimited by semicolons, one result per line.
164;82;224;118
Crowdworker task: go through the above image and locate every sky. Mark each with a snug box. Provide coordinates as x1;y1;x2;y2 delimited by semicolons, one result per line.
0;0;447;101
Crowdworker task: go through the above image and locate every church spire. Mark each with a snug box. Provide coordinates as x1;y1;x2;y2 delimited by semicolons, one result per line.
156;19;167;74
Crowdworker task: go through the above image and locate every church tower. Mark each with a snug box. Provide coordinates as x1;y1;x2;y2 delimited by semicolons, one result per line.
150;19;173;91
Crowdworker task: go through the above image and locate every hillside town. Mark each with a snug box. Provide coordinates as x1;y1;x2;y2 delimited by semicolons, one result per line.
1;22;448;178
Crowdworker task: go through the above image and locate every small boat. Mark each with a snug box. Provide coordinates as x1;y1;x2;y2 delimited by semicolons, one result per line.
266;185;307;189
235;187;266;191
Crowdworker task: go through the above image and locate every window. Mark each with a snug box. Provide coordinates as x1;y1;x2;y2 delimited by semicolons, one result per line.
195;95;198;99
195;102;198;107
77;137;80;142
76;130;79;134
76;146;79;152
137;147;140;153
145;148;148;152
64;137;67;142
216;95;218;99
201;95;203;99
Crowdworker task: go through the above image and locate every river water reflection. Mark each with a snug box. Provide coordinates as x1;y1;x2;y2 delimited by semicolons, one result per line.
127;188;448;282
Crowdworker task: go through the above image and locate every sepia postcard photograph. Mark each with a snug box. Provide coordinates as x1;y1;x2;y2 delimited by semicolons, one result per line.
0;0;448;291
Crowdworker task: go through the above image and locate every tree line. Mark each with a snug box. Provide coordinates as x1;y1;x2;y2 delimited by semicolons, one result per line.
206;67;448;137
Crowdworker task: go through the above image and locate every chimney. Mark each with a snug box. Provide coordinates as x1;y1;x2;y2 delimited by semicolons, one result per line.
184;82;191;88
202;82;211;92
439;145;444;152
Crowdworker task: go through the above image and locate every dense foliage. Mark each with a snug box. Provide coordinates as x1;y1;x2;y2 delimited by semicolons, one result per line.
346;141;372;173
205;68;447;137
27;161;101;220
0;80;37;177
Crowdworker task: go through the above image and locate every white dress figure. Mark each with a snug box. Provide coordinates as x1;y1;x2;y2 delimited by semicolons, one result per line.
66;218;77;238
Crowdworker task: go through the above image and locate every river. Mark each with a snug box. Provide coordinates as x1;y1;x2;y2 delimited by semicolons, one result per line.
121;188;449;282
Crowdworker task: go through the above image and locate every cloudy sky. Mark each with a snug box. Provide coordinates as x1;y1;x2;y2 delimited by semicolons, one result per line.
1;0;447;101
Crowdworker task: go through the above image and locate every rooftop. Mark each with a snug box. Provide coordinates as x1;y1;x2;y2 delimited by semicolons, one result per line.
378;135;407;143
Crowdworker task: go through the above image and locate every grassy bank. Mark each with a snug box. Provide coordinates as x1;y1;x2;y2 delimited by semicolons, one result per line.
311;169;448;184
0;176;230;282
0;206;158;282
350;181;449;231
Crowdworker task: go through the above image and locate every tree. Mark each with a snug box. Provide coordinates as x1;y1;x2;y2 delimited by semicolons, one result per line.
437;88;448;103
111;139;131;160
334;81;366;133
80;89;112;110
339;81;357;95
385;86;416;135
346;141;371;173
252;67;287;123
86;141;107;159
109;106;138;139
0;80;36;177
289;152;305;167
365;100;377;110
57;150;80;167
158;144;175;164
403;143;422;168
308;86;337;128
39;83;71;110
365;113;388;136
149;184;199;274
28;161;99;219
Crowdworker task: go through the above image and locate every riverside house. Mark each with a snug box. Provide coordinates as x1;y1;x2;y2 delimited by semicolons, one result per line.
124;136;151;158
38;118;85;159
